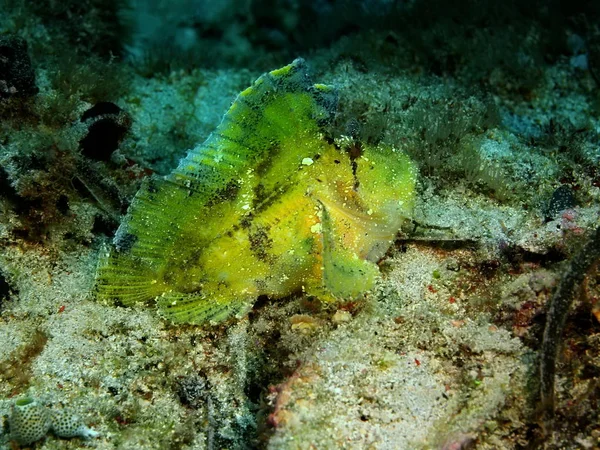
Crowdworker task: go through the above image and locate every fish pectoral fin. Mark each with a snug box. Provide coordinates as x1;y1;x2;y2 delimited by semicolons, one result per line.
323;250;380;300
320;204;380;300
156;290;253;325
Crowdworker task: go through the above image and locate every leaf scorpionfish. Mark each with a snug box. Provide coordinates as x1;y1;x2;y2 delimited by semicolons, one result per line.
95;59;417;324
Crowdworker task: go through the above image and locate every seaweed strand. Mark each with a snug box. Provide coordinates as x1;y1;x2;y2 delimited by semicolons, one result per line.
539;226;600;430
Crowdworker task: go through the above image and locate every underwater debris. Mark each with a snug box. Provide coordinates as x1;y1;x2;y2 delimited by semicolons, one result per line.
50;408;100;440
72;158;128;222
544;185;576;222
0;35;37;100
6;397;100;445
0;87;134;240
7;397;52;446
539;226;600;430
177;374;208;410
79;101;131;162
95;58;417;324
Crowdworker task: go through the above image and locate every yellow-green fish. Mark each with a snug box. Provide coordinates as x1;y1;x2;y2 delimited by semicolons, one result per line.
95;59;416;324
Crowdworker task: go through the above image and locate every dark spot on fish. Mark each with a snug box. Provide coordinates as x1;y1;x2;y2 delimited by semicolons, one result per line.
249;225;273;262
343;141;362;190
252;183;289;215
253;183;267;206
206;180;240;207
255;145;281;176
351;160;359;190
240;213;254;229
347;140;363;160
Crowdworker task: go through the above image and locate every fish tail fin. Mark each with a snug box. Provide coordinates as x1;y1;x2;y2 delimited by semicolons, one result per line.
156;291;252;325
95;244;164;306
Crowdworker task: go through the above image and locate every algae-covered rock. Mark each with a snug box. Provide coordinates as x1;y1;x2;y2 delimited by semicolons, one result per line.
266;245;527;449
2;3;600;448
0;35;37;100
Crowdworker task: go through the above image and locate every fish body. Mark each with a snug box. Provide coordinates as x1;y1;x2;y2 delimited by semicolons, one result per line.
95;59;417;324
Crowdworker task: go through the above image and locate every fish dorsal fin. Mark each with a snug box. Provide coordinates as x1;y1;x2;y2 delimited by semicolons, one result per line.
170;58;337;194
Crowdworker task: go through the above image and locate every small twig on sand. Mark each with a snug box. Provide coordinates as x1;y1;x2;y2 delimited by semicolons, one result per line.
539;226;600;431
